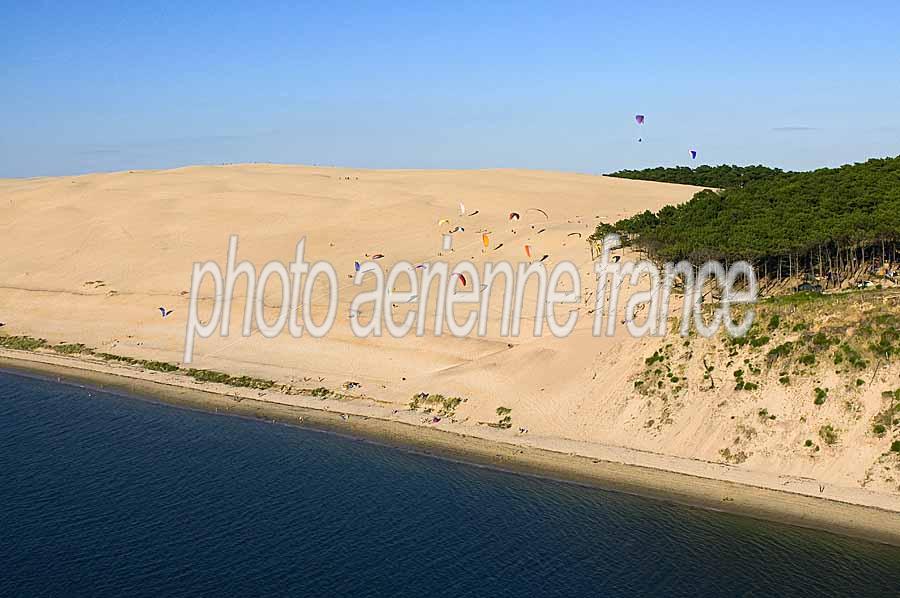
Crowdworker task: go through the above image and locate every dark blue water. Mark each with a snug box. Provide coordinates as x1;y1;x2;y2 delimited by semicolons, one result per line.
1;371;899;597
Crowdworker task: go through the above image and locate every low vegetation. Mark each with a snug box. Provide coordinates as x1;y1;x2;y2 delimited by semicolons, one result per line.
1;333;274;392
493;406;513;429
0;335;48;351
408;392;467;417
819;424;839;445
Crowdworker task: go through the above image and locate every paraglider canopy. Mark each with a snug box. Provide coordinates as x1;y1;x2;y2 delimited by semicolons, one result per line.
508;212;520;221
689;149;697;160
635;114;645;125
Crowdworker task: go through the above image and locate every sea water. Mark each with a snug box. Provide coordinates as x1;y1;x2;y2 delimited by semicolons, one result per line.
1;370;898;597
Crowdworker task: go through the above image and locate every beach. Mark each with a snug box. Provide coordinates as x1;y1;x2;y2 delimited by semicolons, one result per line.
3;164;900;545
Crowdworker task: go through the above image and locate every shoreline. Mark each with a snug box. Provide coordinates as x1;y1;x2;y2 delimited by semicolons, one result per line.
3;348;900;547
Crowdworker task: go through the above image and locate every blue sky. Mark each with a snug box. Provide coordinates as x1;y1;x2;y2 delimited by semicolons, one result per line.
3;1;899;177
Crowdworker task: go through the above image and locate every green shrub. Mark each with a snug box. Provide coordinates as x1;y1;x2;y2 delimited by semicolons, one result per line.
749;335;770;348
645;351;664;366
891;441;900;453
410;393;466;416
870;328;900;359
799;354;816;366
819;424;839;445
768;342;794;359
838;344;868;369
814;387;828;405
811;332;833;348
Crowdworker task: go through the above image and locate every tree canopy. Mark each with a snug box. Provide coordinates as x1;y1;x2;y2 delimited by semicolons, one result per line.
607;164;787;188
595;157;900;284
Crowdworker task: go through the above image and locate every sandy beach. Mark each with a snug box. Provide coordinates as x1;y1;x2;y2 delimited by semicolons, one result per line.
3;164;900;544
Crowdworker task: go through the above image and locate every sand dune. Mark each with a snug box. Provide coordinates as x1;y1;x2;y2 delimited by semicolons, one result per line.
3;164;898;507
0;164;691;395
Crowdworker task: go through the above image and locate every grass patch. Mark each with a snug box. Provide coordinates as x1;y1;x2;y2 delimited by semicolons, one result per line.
50;343;90;355
139;360;179;372
0;335;48;351
185;368;274;389
94;352;138;364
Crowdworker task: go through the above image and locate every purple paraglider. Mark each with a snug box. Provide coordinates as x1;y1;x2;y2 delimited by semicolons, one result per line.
635;114;645;125
689;149;697;160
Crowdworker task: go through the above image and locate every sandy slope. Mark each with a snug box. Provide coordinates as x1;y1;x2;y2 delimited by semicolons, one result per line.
2;164;898;506
0;164;689;404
